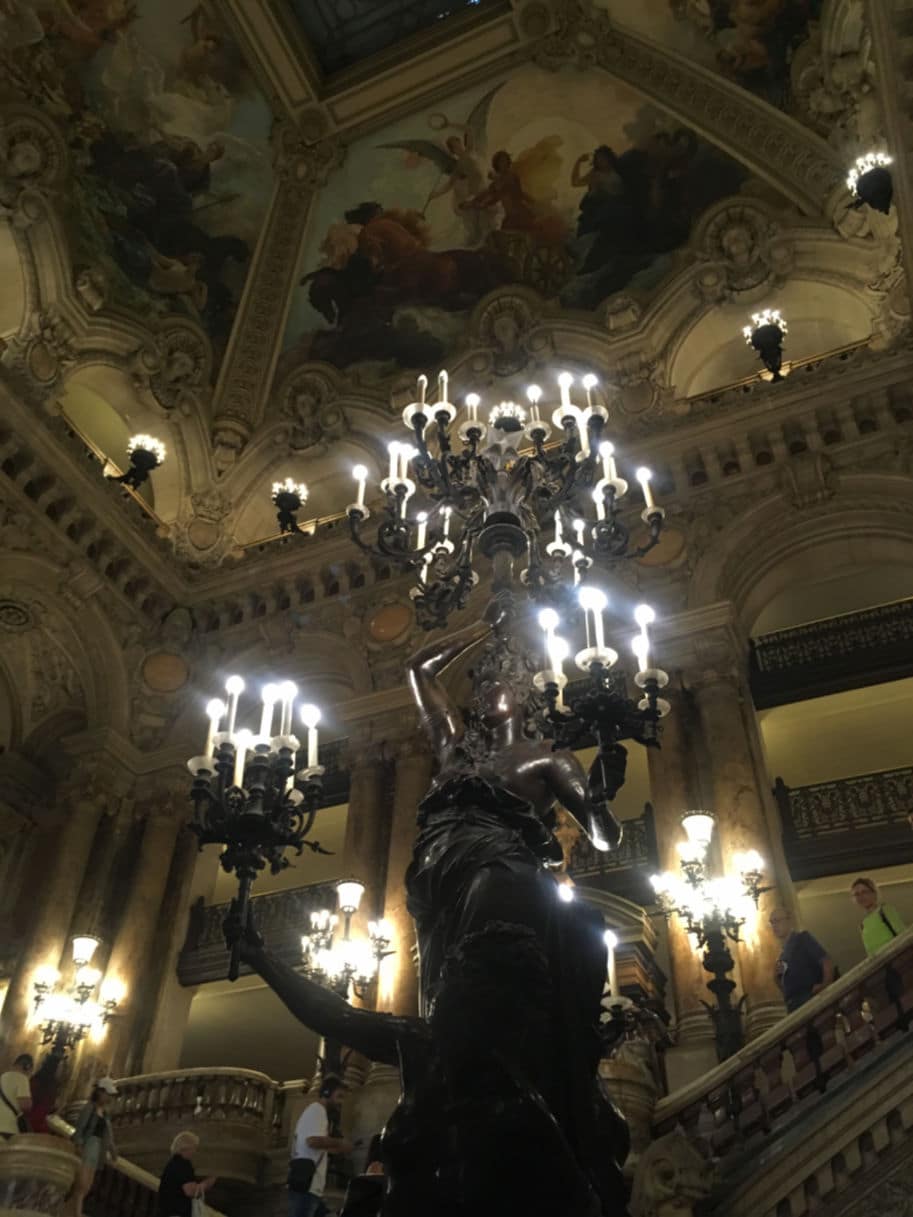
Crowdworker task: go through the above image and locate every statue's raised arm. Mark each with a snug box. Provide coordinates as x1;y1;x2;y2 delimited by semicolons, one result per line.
406;605;502;757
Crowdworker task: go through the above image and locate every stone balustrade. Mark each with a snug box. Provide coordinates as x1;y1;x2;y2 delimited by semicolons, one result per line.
653;926;913;1216
105;1068;277;1186
0;1133;78;1217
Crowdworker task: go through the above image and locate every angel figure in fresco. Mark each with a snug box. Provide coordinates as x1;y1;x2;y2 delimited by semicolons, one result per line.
463;143;567;245
377;82;504;248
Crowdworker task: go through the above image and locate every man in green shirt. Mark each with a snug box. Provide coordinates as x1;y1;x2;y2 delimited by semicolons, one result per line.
851;877;906;956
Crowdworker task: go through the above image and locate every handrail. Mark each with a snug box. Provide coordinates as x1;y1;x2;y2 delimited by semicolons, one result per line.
47;1114;226;1217
655;923;913;1140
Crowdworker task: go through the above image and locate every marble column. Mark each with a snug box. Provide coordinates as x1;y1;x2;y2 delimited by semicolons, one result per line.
646;690;718;1084
0;754;129;1060
691;667;788;1039
101;792;184;1076
379;738;432;1018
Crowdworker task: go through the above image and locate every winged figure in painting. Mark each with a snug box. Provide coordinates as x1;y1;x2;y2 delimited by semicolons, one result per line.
377;82;505;247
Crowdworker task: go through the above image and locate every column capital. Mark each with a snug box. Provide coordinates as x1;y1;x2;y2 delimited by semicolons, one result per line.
655;602;749;688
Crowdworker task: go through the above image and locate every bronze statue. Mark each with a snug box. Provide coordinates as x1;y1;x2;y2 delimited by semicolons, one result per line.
231;598;630;1215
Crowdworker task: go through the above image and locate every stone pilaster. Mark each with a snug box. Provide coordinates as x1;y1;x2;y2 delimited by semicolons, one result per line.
687;632;789;1040
210;123;345;454
101;775;185;1076
0;752;131;1060
646;690;718;1078
341;741;392;923
378;737;432;1018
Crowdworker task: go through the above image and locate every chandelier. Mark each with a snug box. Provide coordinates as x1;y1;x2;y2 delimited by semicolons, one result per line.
31;936;124;1057
345;369;666;631
301;879;394;1001
187;678;329;981
651;813;768;1059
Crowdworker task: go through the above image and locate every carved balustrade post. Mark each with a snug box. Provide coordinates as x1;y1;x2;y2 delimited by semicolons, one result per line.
378;735;432;1018
210;122;345;460
0;749;132;1059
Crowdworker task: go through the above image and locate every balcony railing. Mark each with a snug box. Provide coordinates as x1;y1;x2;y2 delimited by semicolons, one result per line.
178;881;338;985
750;598;913;707
774;767;913;880
568;804;658;905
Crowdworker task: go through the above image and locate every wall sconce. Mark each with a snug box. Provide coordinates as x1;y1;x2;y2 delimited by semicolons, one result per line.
847;152;893;215
108;435;166;490
271;477;309;534
743;309;788;382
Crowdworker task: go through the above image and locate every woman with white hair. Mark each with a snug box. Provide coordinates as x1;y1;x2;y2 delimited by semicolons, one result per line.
157;1131;216;1217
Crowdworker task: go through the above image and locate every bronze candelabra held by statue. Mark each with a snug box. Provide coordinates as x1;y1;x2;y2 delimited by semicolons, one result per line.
224;579;670;1215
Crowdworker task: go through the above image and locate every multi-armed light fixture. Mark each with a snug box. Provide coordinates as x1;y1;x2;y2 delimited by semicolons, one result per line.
743;308;788;382
272;478;309;534
651;813;769;1060
187;678;328;981
346;369;666;631
847;151;893;215
301;879;394;1001
31;935;124;1058
108;434;166;490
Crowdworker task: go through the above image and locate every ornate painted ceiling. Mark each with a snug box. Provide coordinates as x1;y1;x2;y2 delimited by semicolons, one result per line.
0;0;911;617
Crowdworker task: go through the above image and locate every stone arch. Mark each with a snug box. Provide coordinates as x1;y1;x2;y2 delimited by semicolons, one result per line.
688;475;913;633
0;551;130;734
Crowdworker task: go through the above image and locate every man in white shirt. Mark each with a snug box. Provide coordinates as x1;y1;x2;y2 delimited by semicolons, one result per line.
289;1076;352;1217
0;1054;33;1138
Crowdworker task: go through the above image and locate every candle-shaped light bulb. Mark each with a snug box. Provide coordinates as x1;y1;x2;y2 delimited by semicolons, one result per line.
465;392;480;423
259;683;279;740
551;636;570;708
300;703;321;769
599;440;616;483
636;466;655;509
387;442;399;483
553;509;563;546
417;373;428;406
538;607;559;634
442;505;452;540
634;604;655;629
573;518;585;547
592;484;606;521
398;445;417;481
224;675;244;738
579;585;608;651
438;369;448;402
527;383;542;422
582;373;597;409
352;464;368;509
572;548;585;585
416;511;428;550
632;633;650;673
558;371;573;410
278;679;298;736
204;698;226;756
232;728;253;789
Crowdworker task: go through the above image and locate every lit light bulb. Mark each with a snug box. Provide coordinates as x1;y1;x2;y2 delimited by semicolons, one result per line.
300;703;321;768
603;929;618;949
635;466;655;510
558;882;575;903
538;607;560;633
578;586;607;614
352;464;368;510
224;675;244;738
465;392;480;423
634;604;655;629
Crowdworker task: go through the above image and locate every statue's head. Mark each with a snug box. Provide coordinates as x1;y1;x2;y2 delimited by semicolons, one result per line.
476;677;518;728
630;1128;716;1217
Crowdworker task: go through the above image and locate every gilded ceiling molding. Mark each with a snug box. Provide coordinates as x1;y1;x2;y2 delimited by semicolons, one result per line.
527;0;844;216
209;122;347;463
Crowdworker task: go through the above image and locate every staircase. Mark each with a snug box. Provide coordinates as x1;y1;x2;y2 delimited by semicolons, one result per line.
653;926;913;1217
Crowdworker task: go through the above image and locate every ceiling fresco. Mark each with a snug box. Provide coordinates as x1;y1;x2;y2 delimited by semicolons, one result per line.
279;62;765;381
0;0;274;364
599;0;824;111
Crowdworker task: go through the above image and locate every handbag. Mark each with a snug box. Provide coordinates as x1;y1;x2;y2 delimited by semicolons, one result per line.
0;1079;28;1134
287;1154;324;1194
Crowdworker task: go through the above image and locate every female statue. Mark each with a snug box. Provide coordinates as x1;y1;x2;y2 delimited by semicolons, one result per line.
232;598;629;1214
